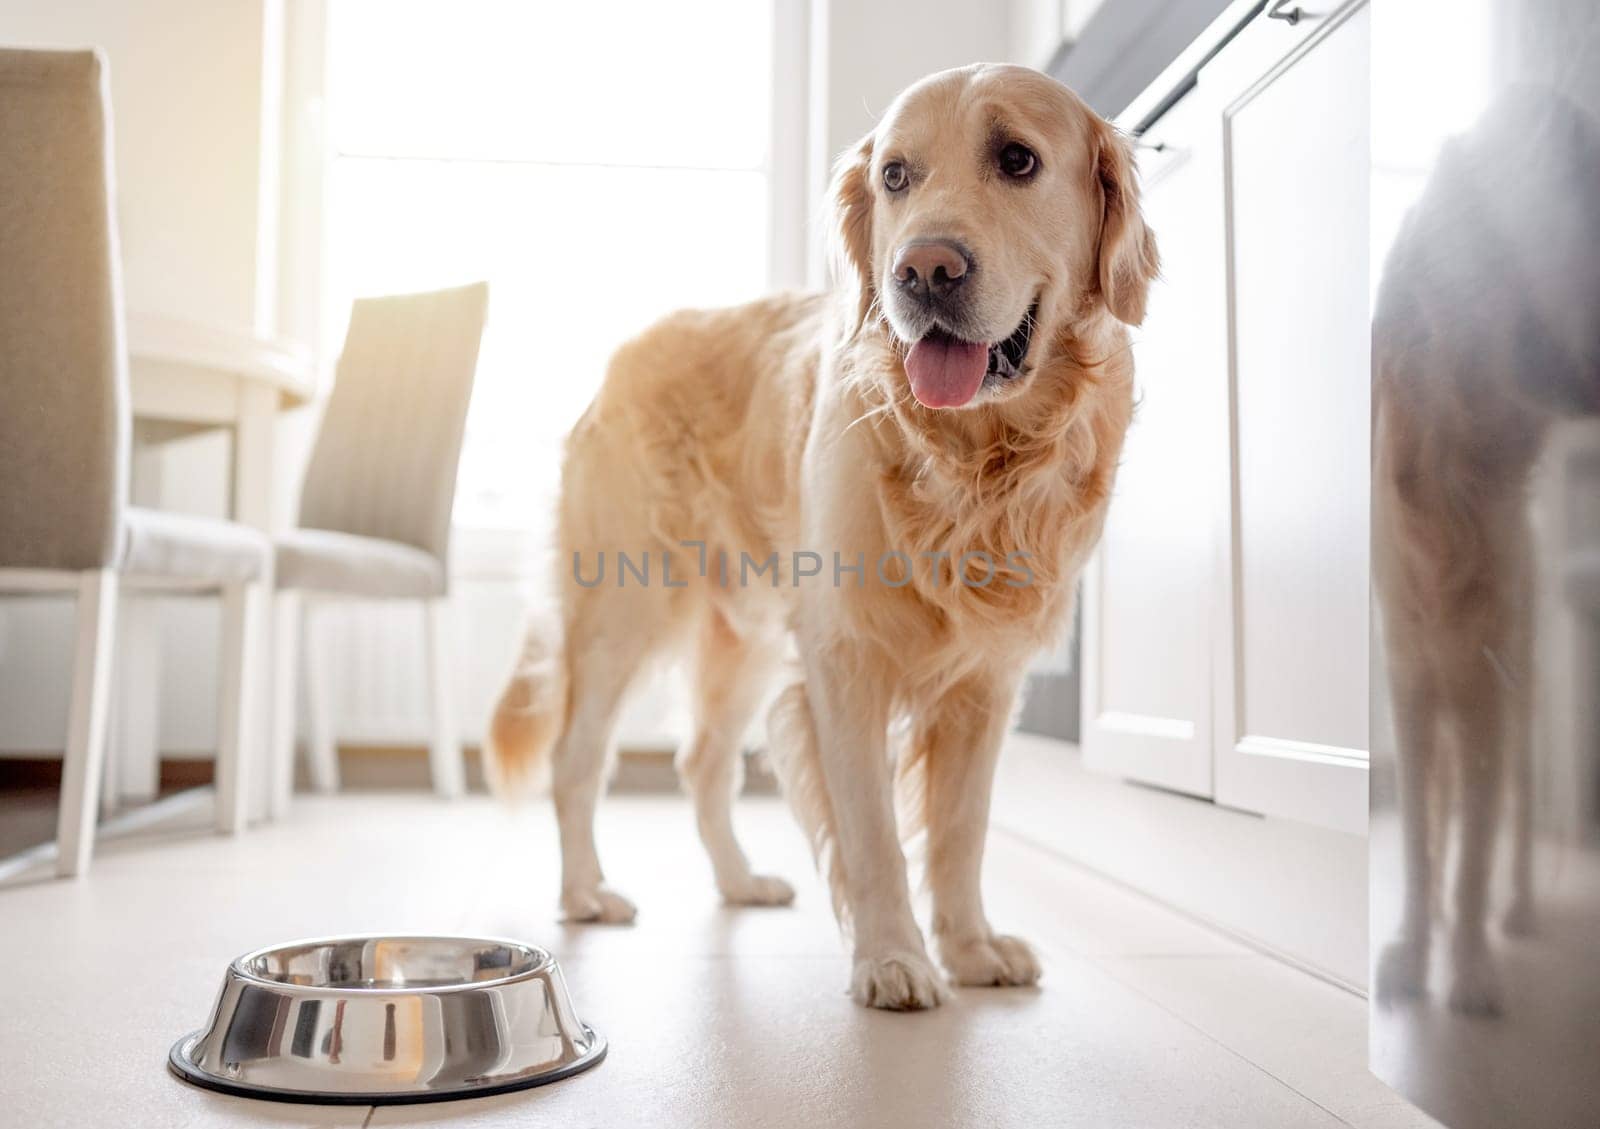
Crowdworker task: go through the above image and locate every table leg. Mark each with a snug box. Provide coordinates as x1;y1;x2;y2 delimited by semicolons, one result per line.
235;383;279;821
233;384;278;528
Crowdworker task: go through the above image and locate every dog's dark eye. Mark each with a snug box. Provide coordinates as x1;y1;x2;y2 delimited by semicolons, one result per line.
998;142;1037;179
882;162;909;192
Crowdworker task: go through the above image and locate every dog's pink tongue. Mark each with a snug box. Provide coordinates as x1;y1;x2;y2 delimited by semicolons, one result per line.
905;335;988;409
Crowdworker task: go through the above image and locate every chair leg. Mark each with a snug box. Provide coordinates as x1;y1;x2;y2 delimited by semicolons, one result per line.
303;599;341;793
214;582;261;834
424;597;465;799
113;596;163;805
269;590;301;818
100;685;120;821
55;570;119;878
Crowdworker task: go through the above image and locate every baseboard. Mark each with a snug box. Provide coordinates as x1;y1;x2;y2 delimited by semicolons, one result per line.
0;745;781;797
0;755;214;791
325;744;778;795
992;732;1369;993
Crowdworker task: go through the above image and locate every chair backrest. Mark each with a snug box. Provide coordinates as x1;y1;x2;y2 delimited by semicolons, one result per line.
298;282;489;567
0;49;128;572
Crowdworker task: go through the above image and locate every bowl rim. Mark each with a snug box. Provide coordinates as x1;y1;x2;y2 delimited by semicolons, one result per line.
227;933;556;995
169;1023;607;1106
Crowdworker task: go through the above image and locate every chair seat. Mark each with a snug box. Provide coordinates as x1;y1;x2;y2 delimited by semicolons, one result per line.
121;508;270;585
276;528;445;598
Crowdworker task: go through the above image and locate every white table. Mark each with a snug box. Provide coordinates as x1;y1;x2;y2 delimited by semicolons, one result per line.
110;313;314;814
126;312;315;523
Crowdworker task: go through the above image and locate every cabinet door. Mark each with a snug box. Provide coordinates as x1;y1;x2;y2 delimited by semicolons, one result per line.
1081;87;1225;797
1210;0;1371;833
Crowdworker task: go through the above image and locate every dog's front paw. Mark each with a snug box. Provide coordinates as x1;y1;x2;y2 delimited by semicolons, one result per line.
560;884;637;925
850;950;949;1011
1448;940;1503;1017
938;933;1042;987
719;872;796;907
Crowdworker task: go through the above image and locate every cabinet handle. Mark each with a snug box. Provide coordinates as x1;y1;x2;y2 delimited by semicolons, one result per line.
1268;0;1303;25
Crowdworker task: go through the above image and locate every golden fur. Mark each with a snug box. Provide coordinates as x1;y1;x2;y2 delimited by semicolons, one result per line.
488;64;1157;1009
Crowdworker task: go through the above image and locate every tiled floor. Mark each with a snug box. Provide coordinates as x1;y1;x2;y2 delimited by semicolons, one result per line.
0;786;1439;1128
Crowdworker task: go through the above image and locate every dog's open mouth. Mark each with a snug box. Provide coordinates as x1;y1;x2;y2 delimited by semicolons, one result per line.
905;303;1037;409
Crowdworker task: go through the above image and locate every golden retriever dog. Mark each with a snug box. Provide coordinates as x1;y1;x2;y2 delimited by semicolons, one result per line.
488;64;1157;1010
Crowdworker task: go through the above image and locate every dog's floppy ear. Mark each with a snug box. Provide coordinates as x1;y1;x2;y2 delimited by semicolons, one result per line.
827;132;877;336
1094;123;1159;326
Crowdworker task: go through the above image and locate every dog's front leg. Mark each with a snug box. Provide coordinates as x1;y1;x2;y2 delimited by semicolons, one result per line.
921;673;1041;987
801;635;948;1010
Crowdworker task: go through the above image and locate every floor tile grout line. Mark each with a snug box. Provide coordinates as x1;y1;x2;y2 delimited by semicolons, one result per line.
1081;942;1360;1127
991;822;1368;998
1014;917;1357;1125
1107;951;1260;961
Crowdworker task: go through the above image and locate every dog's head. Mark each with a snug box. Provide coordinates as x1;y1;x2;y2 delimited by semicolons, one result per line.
829;64;1158;410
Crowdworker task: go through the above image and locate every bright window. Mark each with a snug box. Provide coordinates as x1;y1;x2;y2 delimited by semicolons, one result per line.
323;0;775;530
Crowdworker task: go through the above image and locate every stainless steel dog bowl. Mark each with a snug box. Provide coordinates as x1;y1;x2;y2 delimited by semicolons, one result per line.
169;935;605;1105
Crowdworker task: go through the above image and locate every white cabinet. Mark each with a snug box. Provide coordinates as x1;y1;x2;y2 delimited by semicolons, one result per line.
1081;87;1225;798
1212;2;1371;832
1082;0;1370;834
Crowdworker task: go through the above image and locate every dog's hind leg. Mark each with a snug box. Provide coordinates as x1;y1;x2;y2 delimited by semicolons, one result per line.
677;608;794;906
553;581;675;924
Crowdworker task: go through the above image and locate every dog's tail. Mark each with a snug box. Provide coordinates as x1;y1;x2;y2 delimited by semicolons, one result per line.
485;612;568;797
765;677;850;926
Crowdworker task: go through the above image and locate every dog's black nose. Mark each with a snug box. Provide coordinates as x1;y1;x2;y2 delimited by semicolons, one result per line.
893;239;971;302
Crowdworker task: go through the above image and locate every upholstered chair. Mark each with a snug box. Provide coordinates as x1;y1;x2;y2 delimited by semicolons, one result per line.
0;49;271;877
269;283;488;813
